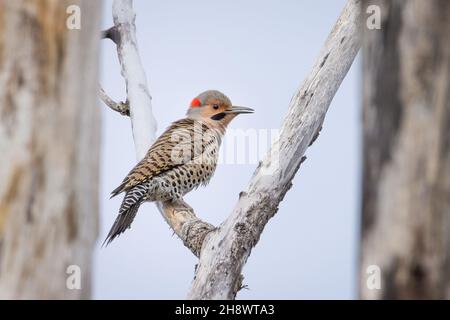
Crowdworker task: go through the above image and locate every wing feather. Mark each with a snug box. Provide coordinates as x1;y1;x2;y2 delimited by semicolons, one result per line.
111;118;208;197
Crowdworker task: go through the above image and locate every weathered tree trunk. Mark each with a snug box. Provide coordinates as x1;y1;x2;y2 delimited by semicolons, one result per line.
360;0;450;299
0;0;101;299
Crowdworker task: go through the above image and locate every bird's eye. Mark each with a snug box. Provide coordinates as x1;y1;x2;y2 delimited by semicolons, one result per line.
212;104;219;110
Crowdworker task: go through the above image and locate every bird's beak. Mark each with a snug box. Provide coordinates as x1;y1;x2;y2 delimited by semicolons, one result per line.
224;106;255;114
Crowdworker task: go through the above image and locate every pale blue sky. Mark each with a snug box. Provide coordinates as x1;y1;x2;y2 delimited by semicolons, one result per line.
94;0;361;299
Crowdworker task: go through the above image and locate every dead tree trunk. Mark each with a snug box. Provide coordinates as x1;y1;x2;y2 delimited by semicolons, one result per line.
360;0;450;299
0;0;101;299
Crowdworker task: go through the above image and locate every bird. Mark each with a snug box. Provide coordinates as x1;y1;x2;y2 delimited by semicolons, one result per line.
103;90;254;246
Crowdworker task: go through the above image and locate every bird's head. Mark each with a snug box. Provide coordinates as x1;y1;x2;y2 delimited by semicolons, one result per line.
186;90;254;128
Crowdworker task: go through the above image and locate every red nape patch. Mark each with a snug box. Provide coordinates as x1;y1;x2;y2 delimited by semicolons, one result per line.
190;98;202;108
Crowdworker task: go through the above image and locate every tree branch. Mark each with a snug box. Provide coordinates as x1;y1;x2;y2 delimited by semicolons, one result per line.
111;0;157;160
104;0;361;298
157;201;215;257
98;86;129;116
101;26;121;45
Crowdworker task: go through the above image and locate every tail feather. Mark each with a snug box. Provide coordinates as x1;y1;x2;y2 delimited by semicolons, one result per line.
103;184;148;246
102;203;140;247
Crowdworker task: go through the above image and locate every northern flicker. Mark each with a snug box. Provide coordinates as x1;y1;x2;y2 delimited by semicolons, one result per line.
104;90;253;245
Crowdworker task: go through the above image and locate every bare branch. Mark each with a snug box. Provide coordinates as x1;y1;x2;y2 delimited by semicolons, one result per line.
101;26;121;45
111;0;157;160
158;201;215;257
98;86;130;116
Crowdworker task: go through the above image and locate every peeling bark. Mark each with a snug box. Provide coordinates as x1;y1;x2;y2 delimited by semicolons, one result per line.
0;0;101;299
